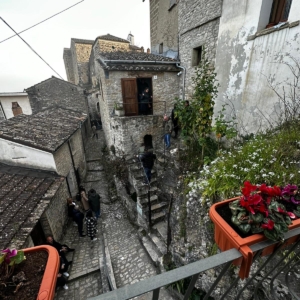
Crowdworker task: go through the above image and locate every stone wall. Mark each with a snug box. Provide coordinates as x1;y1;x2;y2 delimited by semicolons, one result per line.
178;0;222;99
150;0;178;59
97;69;179;155
75;43;93;86
26;77;87;114
41;180;70;241
98;39;130;53
54;143;73;177
63;48;75;84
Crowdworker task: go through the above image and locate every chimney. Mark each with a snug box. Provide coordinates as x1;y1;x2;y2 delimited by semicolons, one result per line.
141;46;144;53
147;48;150;54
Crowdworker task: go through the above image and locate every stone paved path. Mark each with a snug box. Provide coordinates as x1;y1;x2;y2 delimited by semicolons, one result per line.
54;131;172;300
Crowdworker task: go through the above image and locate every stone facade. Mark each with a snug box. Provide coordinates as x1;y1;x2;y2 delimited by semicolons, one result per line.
178;0;222;100
26;77;87;115
214;0;300;133
63;48;75;84
150;0;178;59
97;69;179;153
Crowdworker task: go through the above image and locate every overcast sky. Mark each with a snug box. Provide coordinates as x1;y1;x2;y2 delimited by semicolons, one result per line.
0;0;150;92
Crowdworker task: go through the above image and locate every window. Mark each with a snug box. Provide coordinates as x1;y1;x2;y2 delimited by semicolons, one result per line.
268;0;292;26
159;43;163;54
12;102;23;117
192;46;203;67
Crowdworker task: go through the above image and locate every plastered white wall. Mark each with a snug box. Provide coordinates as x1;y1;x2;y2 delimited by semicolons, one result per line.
0;95;32;119
215;0;300;133
0;138;56;172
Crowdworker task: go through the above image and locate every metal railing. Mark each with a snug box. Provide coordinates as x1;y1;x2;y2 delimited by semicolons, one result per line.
88;227;300;300
115;100;167;116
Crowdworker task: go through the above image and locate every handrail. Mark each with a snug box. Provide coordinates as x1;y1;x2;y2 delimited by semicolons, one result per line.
88;249;242;300
88;227;300;300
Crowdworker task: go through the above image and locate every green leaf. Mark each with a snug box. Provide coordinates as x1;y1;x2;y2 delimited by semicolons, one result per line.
0;254;5;265
9;251;25;266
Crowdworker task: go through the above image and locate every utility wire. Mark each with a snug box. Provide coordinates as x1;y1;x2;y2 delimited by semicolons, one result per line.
0;16;64;79
0;0;84;44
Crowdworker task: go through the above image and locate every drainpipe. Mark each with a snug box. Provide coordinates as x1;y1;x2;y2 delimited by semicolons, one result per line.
176;63;186;101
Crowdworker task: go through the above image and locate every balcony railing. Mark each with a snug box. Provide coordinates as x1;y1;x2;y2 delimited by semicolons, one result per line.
88;227;300;300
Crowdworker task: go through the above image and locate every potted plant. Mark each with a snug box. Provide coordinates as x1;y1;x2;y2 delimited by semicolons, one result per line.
0;245;59;300
209;181;300;279
114;102;125;117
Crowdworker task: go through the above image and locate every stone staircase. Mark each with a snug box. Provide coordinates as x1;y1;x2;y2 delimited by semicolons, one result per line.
127;156;169;226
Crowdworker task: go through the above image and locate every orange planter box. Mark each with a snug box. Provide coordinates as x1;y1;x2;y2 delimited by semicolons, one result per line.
23;245;60;300
209;197;300;279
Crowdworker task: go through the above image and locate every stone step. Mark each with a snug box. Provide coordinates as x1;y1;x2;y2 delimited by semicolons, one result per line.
153;221;168;241
144;202;168;214
137;185;158;196
151;211;165;224
149;233;167;255
141;236;162;267
139;194;158;205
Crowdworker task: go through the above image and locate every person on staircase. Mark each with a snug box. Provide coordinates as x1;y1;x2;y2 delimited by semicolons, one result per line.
163;114;173;149
141;148;156;184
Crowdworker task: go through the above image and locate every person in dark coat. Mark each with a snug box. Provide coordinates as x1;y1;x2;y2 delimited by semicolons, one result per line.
139;88;152;115
73;206;85;237
171;104;179;139
141;148;156;183
88;189;101;219
85;210;98;242
46;236;74;269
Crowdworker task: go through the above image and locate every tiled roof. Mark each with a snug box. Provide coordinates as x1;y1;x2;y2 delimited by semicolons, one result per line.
99;51;177;62
0;163;63;249
96;34;130;43
25;76;82;91
71;38;94;44
129;45;143;51
0;107;87;152
98;51;180;72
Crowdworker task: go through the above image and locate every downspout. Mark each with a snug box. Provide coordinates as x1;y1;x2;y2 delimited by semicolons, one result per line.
176;63;186;101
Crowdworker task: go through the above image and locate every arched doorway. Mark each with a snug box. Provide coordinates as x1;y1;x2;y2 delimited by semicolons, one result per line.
144;134;153;149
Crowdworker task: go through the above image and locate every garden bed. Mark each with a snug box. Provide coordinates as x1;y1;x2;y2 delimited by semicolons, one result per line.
0;251;48;300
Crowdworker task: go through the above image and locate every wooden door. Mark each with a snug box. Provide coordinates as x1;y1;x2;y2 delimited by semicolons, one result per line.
121;78;138;116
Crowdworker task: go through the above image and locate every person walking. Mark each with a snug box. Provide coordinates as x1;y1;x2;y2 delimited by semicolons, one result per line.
139;88;152;115
91;122;98;139
171;104;179;139
88;189;101;219
79;185;90;212
141;148;156;184
163;114;172;149
85;210;98;242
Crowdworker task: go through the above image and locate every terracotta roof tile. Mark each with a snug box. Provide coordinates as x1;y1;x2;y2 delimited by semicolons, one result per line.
0;107;87;152
96;34;130;43
0;163;63;249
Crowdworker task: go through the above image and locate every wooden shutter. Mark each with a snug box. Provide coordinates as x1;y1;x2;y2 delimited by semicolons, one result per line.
121;78;138;116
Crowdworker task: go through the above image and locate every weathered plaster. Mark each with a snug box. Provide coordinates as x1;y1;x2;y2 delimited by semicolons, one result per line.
215;0;300;133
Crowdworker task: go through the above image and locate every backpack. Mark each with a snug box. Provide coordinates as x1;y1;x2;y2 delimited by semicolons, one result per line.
76;193;81;202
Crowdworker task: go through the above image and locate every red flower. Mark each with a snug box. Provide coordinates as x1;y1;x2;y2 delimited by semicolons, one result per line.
242;181;258;197
261;219;274;230
287;212;296;219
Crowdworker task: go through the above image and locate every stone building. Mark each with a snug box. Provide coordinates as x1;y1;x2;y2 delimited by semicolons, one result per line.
148;0;300;133
63;33;180;155
0;92;32;121
25;76;88;115
0;163;67;249
150;0;179;59
0;107;88;197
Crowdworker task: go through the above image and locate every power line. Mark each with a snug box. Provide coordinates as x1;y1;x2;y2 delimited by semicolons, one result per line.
0;0;84;44
0;16;64;79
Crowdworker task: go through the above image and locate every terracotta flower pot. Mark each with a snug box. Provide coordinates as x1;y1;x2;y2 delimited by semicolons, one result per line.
23;245;59;300
209;197;300;279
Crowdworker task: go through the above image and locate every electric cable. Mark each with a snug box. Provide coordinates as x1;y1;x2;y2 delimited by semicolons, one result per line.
0;16;64;79
0;0;84;44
